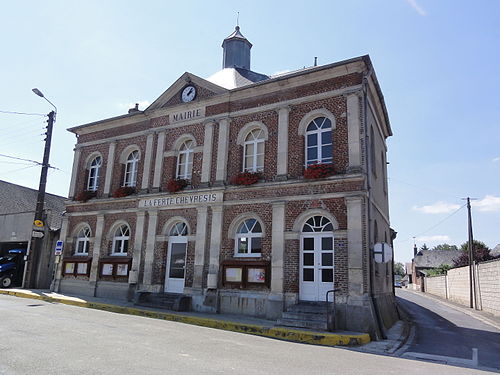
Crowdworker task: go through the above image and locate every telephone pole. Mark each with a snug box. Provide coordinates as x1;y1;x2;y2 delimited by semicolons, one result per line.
465;197;477;309
23;89;56;288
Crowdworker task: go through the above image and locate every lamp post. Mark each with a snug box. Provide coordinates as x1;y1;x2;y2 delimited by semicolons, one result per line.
23;88;56;288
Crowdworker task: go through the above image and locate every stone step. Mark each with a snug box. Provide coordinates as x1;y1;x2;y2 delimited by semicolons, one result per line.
135;292;191;311
277;318;328;331
286;304;329;314
282;311;327;321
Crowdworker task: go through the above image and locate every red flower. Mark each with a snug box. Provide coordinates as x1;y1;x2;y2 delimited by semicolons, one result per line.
230;172;260;186
303;163;335;179
112;186;136;198
75;190;97;202
167;178;188;193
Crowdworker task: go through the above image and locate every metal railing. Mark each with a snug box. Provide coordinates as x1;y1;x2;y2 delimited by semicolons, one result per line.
326;288;340;331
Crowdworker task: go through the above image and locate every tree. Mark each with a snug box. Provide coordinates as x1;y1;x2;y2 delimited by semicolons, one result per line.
394;262;405;276
426;264;452;276
453;240;493;267
420;244;429;251
431;243;458;251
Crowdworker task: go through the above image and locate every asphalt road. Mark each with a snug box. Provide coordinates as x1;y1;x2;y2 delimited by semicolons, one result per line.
0;294;492;375
397;288;500;370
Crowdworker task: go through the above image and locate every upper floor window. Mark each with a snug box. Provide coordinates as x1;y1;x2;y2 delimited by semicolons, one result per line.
235;218;262;257
176;140;194;180
75;226;91;255
305;117;332;166
243;129;265;172
170;222;188;236
87;156;102;192
112;224;130;255
123;150;139;187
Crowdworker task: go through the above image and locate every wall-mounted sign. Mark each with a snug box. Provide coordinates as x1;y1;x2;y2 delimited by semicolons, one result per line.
55;240;64;256
34;220;44;227
31;230;44;239
139;192;222;209
373;242;393;263
169;107;205;124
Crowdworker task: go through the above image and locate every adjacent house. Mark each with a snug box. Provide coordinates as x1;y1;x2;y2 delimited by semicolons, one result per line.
53;27;396;337
410;249;461;291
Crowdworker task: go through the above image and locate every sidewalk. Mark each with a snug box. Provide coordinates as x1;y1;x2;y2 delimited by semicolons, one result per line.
0;288;372;347
402;288;500;330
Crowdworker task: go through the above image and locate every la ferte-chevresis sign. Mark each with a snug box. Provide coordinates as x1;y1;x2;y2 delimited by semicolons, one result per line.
138;192;222;209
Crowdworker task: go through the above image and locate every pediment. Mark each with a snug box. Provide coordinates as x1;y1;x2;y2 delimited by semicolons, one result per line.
146;72;228;112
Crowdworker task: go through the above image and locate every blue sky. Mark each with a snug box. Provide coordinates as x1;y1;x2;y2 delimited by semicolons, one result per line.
1;1;499;263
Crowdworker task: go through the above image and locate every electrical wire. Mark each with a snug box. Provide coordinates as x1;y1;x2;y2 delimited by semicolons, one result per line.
0;153;41;165
0;110;46;117
388;176;462;200
395;203;466;244
1;164;38;175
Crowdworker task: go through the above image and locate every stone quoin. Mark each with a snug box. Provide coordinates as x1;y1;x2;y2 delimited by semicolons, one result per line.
55;26;397;338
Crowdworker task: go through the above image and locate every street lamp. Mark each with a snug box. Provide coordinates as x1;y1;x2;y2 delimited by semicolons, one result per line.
23;88;56;288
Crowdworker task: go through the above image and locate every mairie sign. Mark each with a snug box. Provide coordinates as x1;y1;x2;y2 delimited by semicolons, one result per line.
138;192;222;209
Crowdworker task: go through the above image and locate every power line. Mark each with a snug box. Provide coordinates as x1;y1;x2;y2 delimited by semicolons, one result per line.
388;176;462;200
2;164;38;175
0;153;42;165
0;110;46;117
395;203;466;244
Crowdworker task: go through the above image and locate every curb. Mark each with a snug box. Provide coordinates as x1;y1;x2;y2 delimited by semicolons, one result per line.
0;289;370;347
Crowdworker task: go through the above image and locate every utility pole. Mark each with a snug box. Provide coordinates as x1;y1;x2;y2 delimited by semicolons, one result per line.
23;88;56;289
465;197;477;309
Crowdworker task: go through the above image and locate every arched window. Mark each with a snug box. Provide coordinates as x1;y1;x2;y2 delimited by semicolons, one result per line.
302;215;334;232
112;224;130;255
243;129;265;172
235;219;262;257
176;140;194;180
87;156;102;191
305;117;332;166
75;226;91;255
123;150;139;187
169;222;188;236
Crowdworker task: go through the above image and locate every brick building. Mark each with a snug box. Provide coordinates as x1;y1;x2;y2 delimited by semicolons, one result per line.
54;26;396;336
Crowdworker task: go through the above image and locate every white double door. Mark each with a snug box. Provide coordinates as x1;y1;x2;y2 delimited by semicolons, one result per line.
299;234;334;301
164;236;187;294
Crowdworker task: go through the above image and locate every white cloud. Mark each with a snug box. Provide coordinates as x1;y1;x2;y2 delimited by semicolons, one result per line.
416;235;451;243
492;157;500;163
472;195;500;212
413;201;460;214
406;0;427;16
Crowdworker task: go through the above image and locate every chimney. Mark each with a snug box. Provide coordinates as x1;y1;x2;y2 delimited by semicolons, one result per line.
128;103;139;114
413;244;418;257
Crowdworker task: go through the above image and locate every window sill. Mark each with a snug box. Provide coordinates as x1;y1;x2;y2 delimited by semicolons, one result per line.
234;254;262;258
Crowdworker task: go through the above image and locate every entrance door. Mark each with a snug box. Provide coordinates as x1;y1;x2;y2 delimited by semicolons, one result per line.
299;234;334;301
164;237;187;293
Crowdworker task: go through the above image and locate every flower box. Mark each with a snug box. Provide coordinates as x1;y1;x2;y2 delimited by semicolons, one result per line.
303;163;335;179
230;172;260;186
75;190;97;202
167;178;188;193
112;186;136;198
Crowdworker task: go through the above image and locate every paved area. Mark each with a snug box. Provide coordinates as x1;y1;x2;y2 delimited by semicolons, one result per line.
397;289;500;372
0;288;370;347
0;294;489;375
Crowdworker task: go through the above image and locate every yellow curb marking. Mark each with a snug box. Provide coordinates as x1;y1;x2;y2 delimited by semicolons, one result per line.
0;290;370;346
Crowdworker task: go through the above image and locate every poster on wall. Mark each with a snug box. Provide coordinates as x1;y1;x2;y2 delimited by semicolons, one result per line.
247;268;266;283
65;262;75;274
116;263;129;276
76;262;88;275
225;267;242;282
101;264;113;276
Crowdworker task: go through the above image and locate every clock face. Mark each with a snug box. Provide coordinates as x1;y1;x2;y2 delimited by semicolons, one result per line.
181;85;197;103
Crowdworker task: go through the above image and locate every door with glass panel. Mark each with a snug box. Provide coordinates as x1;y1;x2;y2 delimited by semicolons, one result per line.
164;236;187;293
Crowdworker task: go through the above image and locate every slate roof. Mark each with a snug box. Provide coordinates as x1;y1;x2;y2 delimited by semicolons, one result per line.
413;249;461;268
0;180;66;229
491;244;500;257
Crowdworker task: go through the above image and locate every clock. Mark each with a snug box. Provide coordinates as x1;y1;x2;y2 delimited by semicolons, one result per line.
181;85;197;102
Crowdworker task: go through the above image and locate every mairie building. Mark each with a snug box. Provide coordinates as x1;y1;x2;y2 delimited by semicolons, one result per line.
54;27;397;337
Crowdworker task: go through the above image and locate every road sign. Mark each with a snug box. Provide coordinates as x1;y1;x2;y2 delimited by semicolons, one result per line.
34;220;44;227
31;230;44;239
373;242;392;263
55;240;64;256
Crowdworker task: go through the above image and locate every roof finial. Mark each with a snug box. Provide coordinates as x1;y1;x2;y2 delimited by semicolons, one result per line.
237;11;239;27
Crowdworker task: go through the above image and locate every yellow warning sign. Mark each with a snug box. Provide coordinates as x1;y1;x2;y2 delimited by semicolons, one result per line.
34;220;44;227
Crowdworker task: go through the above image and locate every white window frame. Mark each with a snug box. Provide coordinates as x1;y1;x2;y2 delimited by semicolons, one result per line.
112;224;130;255
176;140;193;180
75;226;91;255
305;117;333;166
243;129;265;172
234;219;263;257
123;150;139;187
87;156;102;192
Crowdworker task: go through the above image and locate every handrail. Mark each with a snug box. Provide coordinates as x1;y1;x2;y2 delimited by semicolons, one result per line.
326;288;340;331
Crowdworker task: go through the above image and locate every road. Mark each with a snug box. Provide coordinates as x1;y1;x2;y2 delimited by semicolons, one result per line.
397;288;500;371
0;294;490;375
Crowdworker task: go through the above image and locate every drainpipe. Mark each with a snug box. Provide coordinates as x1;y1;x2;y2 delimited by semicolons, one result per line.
363;67;386;340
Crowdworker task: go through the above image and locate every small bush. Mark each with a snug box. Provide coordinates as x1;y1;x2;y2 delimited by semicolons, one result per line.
112;186;136;198
75;190;97;202
167;178;188;193
230;172;260;185
303;163;335;179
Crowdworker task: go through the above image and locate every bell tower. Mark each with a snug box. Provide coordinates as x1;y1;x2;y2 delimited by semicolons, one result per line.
222;26;252;70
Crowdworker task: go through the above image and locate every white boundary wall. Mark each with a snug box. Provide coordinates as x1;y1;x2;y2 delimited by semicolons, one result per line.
424;258;500;317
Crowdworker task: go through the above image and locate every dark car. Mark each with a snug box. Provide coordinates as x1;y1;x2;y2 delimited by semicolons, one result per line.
394;281;402;288
0;249;26;288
